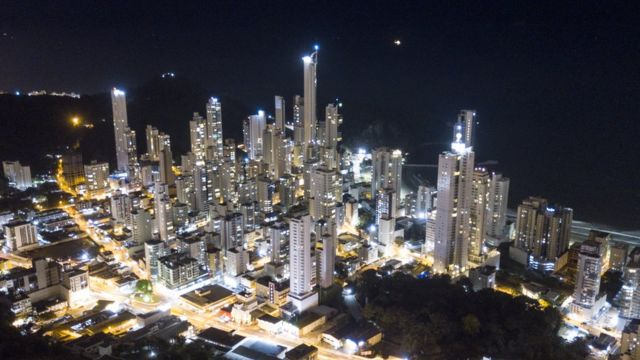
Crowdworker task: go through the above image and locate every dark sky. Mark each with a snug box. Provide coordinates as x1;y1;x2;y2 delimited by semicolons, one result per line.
1;1;640;228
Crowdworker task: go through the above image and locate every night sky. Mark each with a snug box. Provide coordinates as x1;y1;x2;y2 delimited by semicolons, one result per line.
1;1;640;228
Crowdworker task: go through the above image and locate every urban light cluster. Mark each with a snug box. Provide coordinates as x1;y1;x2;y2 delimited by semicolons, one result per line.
0;47;637;360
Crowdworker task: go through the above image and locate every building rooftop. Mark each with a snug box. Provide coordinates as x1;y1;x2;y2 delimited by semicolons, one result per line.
158;252;198;269
197;327;245;349
181;284;235;308
285;343;318;360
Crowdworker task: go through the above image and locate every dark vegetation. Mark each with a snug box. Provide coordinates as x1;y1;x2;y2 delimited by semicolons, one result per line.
0;298;83;360
357;270;589;360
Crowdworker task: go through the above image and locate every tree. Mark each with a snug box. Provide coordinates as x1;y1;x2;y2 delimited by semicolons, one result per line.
461;314;481;335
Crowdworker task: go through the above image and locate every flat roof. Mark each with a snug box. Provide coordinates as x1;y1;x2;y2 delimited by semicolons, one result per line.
285;343;318;359
197;327;245;348
181;284;235;307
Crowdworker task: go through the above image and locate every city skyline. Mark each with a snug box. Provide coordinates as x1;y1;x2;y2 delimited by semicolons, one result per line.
0;2;639;360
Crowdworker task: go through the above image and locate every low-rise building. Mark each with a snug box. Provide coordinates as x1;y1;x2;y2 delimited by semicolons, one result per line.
180;284;236;312
285;343;318;360
469;265;496;291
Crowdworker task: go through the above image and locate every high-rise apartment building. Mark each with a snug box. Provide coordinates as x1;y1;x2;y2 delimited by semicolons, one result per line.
514;196;573;268
2;161;32;190
190;112;207;161
433;110;476;274
206;97;223;160
469;168;489;264
84;161;109;196
308;166;341;221
621;248;640;319
371;148;403;197
485;173;510;238
4;221;38;251
324;103;342;149
288;215;318;312
571;239;606;318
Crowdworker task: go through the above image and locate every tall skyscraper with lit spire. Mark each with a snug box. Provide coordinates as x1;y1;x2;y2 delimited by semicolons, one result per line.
302;46;318;158
433;110;476;274
111;88;129;172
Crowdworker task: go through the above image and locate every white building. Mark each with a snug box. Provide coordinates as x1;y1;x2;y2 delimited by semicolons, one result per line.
2;161;32;190
130;209;152;245
620;248;640;319
308;166;341;221
571;239;605;318
485;173;510;238
415;185;435;219
84;161;109;196
243;111;266;160
302;49;318;155
4;221;38;251
371;148;403;198
274;95;285;130
288;215;318;312
110;190;132;225
226;246;248;277
324;103;342;149
433;110;476;274
222;213;245;252
144;239;166;281
111;88;129;172
154;183;174;241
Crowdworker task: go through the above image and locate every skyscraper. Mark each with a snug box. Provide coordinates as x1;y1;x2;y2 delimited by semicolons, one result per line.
222;212;245;252
111;88;129;172
288;214;318;312
469;168;489;264
154;183;174;241
125;128;139;179
159;147;174;186
375;187;397;226
324;103;342;149
274;95;285;130
433;110;476;274
308;166;341;221
243;111;266;160
130;209;152;245
485;173;510;238
206;97;223;160
190;112;207;161
2;161;32;190
302;48;318;156
317;230;336;289
571;239;605;315
371;147;403;197
145;125;161;161
292;95;304;145
620;248;640;319
514;196;573;269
